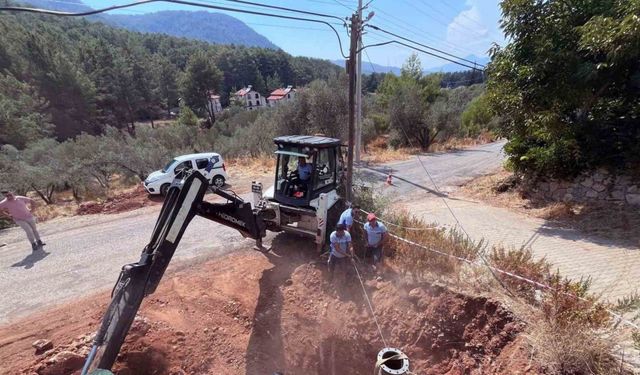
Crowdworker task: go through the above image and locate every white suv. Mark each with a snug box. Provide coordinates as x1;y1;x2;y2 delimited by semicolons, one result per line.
143;153;228;195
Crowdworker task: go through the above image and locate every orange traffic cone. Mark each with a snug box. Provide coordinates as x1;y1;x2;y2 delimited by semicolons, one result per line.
386;174;393;185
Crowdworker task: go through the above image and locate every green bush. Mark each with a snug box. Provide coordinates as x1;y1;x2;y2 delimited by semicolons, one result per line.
488;0;640;178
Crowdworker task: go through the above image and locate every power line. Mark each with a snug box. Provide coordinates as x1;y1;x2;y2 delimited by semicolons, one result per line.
0;0;350;58
360;36;483;72
399;0;450;29
329;0;355;12
214;0;346;24
394;126;515;297
366;24;485;68
245;21;341;31
351;259;388;347
431;0;490;32
363;31;481;74
368;5;477;58
363;48;376;74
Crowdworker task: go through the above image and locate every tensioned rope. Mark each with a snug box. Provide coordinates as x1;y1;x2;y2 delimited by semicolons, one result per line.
351;258;389;347
353;217;640;330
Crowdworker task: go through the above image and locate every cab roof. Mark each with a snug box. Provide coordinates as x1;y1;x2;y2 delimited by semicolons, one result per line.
273;135;342;148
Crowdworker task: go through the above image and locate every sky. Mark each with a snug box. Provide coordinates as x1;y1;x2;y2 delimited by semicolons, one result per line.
81;0;506;69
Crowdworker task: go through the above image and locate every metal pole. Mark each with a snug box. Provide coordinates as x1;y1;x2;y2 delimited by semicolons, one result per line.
355;0;363;164
346;12;359;203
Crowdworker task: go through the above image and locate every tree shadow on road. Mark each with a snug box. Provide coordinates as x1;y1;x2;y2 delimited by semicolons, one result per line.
11;250;50;269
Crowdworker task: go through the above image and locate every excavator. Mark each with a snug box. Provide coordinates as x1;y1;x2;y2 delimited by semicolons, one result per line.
81;135;344;374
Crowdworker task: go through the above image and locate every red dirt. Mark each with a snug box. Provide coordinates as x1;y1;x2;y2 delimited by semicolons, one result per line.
0;236;538;375
76;185;162;216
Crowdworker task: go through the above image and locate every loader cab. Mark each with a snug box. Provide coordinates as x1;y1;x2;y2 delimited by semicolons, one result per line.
273;135;342;207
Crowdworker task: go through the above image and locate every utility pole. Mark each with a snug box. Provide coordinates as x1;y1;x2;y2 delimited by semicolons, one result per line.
354;0;363;164
346;11;360;203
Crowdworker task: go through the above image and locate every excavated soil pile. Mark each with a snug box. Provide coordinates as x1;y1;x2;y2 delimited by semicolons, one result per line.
77;186;162;215
2;236;535;375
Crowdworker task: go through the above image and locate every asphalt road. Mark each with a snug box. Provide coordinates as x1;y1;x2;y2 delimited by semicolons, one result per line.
0;202;265;324
0;141;506;324
356;140;506;199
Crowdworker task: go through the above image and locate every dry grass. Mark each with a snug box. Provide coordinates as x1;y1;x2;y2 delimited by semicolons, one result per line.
429;131;497;152
19;156;275;225
361;133;497;164
349;201;626;373
33;201;78;222
361;147;418;164
527;321;623;374
226;155;275;176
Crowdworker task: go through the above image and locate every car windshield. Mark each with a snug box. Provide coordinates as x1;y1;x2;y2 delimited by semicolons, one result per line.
161;159;177;173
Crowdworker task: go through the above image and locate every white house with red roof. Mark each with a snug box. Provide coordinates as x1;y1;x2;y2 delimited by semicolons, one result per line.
233;85;266;110
267;85;296;107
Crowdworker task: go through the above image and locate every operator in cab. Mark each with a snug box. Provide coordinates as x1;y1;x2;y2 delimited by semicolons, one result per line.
297;157;312;182
292;156;313;197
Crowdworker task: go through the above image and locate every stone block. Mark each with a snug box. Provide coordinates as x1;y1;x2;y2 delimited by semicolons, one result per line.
610;190;625;201
616;175;631;185
552;188;567;201
592;183;606;192
593;171;606;182
563;193;573;203
586;189;599;198
538;181;550;191
580;178;594;188
32;339;53;354
628;185;639;194
626;193;640;206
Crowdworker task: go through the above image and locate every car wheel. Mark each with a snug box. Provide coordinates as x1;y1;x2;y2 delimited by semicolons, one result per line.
212;175;226;188
160;183;170;196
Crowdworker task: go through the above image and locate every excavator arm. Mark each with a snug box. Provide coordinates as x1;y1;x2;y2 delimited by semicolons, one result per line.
81;171;266;374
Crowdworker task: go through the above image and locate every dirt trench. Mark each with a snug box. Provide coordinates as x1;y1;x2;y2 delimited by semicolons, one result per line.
2;235;535;375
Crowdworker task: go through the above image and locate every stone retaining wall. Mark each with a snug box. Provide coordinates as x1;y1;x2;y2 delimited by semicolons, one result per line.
528;170;640;206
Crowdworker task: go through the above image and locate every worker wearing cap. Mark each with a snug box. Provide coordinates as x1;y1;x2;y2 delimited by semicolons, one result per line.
328;223;353;280
0;190;45;252
337;204;360;232
363;213;387;270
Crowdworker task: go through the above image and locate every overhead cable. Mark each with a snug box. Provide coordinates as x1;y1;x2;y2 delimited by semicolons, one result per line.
0;0;349;58
360;38;482;72
366;24;485;68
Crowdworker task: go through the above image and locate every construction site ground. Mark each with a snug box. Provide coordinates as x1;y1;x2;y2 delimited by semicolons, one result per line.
2;141;637;373
0;237;535;375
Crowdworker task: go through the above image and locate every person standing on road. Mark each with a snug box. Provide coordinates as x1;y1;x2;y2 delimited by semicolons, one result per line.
364;213;387;271
328;224;353;281
0;191;45;252
337;204;360;232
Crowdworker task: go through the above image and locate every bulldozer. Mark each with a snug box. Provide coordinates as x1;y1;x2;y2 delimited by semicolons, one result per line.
81;135;345;374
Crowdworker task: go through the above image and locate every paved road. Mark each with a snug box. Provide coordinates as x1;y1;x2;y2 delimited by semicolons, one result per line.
358;140;639;301
357;141;506;198
0;196;264;325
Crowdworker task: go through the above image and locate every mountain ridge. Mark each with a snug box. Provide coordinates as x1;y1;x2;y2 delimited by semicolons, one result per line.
104;11;280;50
335;55;491;75
22;0;279;49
